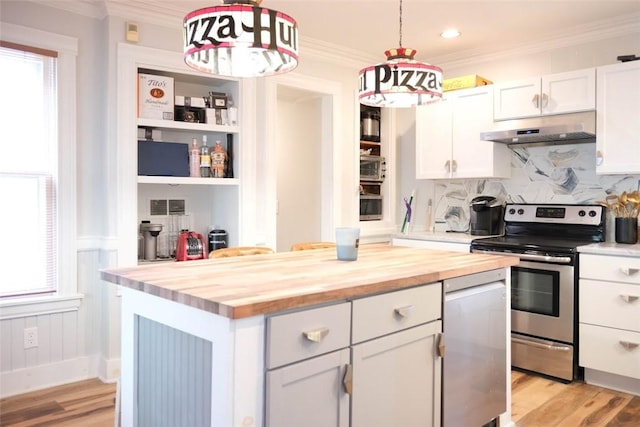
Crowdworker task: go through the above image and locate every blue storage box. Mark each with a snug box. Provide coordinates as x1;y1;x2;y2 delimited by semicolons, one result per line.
138;140;189;177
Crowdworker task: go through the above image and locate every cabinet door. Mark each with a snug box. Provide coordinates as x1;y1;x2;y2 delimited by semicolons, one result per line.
415;98;452;179
596;60;640;174
541;68;595;115
351;322;442;427
266;348;350;427
452;86;510;179
493;77;540;120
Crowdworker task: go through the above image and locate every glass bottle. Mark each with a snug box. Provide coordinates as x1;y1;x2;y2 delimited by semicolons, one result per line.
189;138;200;177
200;135;211;178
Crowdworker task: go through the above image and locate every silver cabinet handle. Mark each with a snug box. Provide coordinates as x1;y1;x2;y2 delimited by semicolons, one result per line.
619;341;639;351
531;93;540;108
342;364;353;395
302;327;329;342
437;333;445;358
620;267;639;276
620;295;639;303
444;160;451;173
541;93;549;108
394;305;414;318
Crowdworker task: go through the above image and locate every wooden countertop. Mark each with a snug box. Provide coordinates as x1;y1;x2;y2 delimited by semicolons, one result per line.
101;244;518;319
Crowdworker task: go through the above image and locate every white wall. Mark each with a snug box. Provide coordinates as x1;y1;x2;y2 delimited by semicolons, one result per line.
276;92;323;252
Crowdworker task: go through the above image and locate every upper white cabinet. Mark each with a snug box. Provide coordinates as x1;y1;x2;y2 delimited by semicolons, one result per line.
493;68;596;120
595;60;640;175
416;85;510;180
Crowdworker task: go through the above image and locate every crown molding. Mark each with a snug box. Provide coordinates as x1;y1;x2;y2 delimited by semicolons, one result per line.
433;13;640;70
26;2;640;72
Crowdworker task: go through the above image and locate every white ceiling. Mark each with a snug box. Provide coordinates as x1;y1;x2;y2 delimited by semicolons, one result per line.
39;0;640;65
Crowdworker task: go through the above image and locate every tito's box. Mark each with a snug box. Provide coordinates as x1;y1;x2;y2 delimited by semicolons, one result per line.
443;75;492;92
138;73;174;120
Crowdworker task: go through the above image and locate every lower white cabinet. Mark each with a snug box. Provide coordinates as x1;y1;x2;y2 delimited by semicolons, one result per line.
265;284;443;427
351;322;442;427
266;349;351;427
579;253;640;394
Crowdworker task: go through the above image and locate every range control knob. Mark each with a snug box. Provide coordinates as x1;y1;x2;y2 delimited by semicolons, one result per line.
579;210;586;217
517;209;524;215
589;210;597;217
509;208;516;215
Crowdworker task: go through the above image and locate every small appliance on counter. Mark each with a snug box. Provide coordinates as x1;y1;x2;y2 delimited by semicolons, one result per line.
469;196;504;236
140;221;163;261
208;228;228;253
175;230;207;261
360;108;380;142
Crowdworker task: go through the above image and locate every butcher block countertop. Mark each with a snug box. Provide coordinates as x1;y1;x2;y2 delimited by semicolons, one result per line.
101;244;518;319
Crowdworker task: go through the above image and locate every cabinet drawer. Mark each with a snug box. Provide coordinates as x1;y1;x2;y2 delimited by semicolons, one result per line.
266;302;351;369
580;254;640;284
580;279;640;332
580;323;640;380
352;283;442;344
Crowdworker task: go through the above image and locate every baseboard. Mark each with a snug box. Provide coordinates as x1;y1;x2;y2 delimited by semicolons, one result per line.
0;355;99;398
99;355;121;383
584;368;640;396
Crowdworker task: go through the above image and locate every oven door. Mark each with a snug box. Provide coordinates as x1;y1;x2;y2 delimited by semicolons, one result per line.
511;260;574;344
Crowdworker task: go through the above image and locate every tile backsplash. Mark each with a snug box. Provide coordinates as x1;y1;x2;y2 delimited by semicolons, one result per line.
434;142;640;232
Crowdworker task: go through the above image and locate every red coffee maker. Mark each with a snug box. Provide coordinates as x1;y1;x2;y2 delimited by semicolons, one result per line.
175;230;207;261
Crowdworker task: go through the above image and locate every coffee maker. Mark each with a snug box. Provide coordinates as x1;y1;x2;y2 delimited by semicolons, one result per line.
469;196;504;236
140;221;163;260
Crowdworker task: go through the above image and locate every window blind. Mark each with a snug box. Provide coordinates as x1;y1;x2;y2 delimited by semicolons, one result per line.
0;44;58;298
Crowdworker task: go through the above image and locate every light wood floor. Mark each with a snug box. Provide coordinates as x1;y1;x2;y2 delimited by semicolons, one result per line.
1;371;639;426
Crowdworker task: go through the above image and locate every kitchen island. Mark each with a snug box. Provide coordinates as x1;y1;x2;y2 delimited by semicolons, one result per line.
102;244;518;427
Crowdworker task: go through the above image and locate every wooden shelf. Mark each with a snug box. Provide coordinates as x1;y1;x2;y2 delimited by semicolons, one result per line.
138;118;239;134
138;176;240;185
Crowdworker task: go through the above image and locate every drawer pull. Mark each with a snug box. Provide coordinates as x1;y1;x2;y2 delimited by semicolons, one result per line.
394;305;414;318
302;327;330;343
620;295;639;303
437;333;445;358
619;341;639;351
620;267;639;276
342;364;353;395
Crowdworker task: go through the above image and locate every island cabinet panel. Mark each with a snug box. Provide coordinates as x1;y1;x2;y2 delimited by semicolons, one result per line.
266;349;351;427
351;322;442;427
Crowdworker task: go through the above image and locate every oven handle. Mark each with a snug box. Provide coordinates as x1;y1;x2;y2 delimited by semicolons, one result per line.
512;336;572;352
471;248;572;264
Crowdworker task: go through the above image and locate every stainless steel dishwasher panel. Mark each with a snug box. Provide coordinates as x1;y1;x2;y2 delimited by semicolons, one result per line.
443;270;507;427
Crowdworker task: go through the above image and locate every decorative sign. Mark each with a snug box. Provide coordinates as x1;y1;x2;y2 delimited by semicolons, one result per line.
184;4;298;78
359;48;443;108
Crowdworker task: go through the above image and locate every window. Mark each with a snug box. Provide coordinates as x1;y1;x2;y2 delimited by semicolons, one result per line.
0;24;79;313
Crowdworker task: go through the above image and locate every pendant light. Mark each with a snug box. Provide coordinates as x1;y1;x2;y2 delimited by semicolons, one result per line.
183;0;299;78
358;0;443;107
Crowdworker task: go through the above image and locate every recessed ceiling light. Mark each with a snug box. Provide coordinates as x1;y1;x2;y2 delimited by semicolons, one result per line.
441;29;461;39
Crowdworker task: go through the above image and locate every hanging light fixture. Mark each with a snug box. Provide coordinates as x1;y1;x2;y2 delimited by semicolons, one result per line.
183;0;299;78
358;0;443;107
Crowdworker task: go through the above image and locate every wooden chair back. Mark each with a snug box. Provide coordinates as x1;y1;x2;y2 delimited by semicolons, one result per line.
209;246;274;259
290;242;336;251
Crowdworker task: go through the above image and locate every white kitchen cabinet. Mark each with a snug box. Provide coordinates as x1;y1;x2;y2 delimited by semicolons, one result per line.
595;60;640;174
493;68;596;120
117;43;255;264
265;284;442;427
579;253;640;394
416;85;510;180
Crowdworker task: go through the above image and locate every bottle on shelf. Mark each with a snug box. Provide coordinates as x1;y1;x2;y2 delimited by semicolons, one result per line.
200;135;211;178
225;133;234;178
211;139;228;178
189;138;200;177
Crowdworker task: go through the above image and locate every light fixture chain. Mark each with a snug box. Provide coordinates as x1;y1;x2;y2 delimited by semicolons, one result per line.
398;0;403;47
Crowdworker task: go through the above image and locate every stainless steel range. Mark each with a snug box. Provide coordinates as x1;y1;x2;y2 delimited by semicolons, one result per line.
470;203;605;382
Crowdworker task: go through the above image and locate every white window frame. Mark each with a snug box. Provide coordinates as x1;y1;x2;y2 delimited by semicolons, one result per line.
0;23;81;319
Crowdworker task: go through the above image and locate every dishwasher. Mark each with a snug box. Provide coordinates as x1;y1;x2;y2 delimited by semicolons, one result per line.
442;269;507;427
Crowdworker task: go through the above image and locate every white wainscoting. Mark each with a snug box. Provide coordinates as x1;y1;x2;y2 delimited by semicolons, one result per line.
0;247;121;398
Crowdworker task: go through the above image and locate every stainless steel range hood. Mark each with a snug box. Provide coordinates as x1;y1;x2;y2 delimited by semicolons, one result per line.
480;111;596;145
